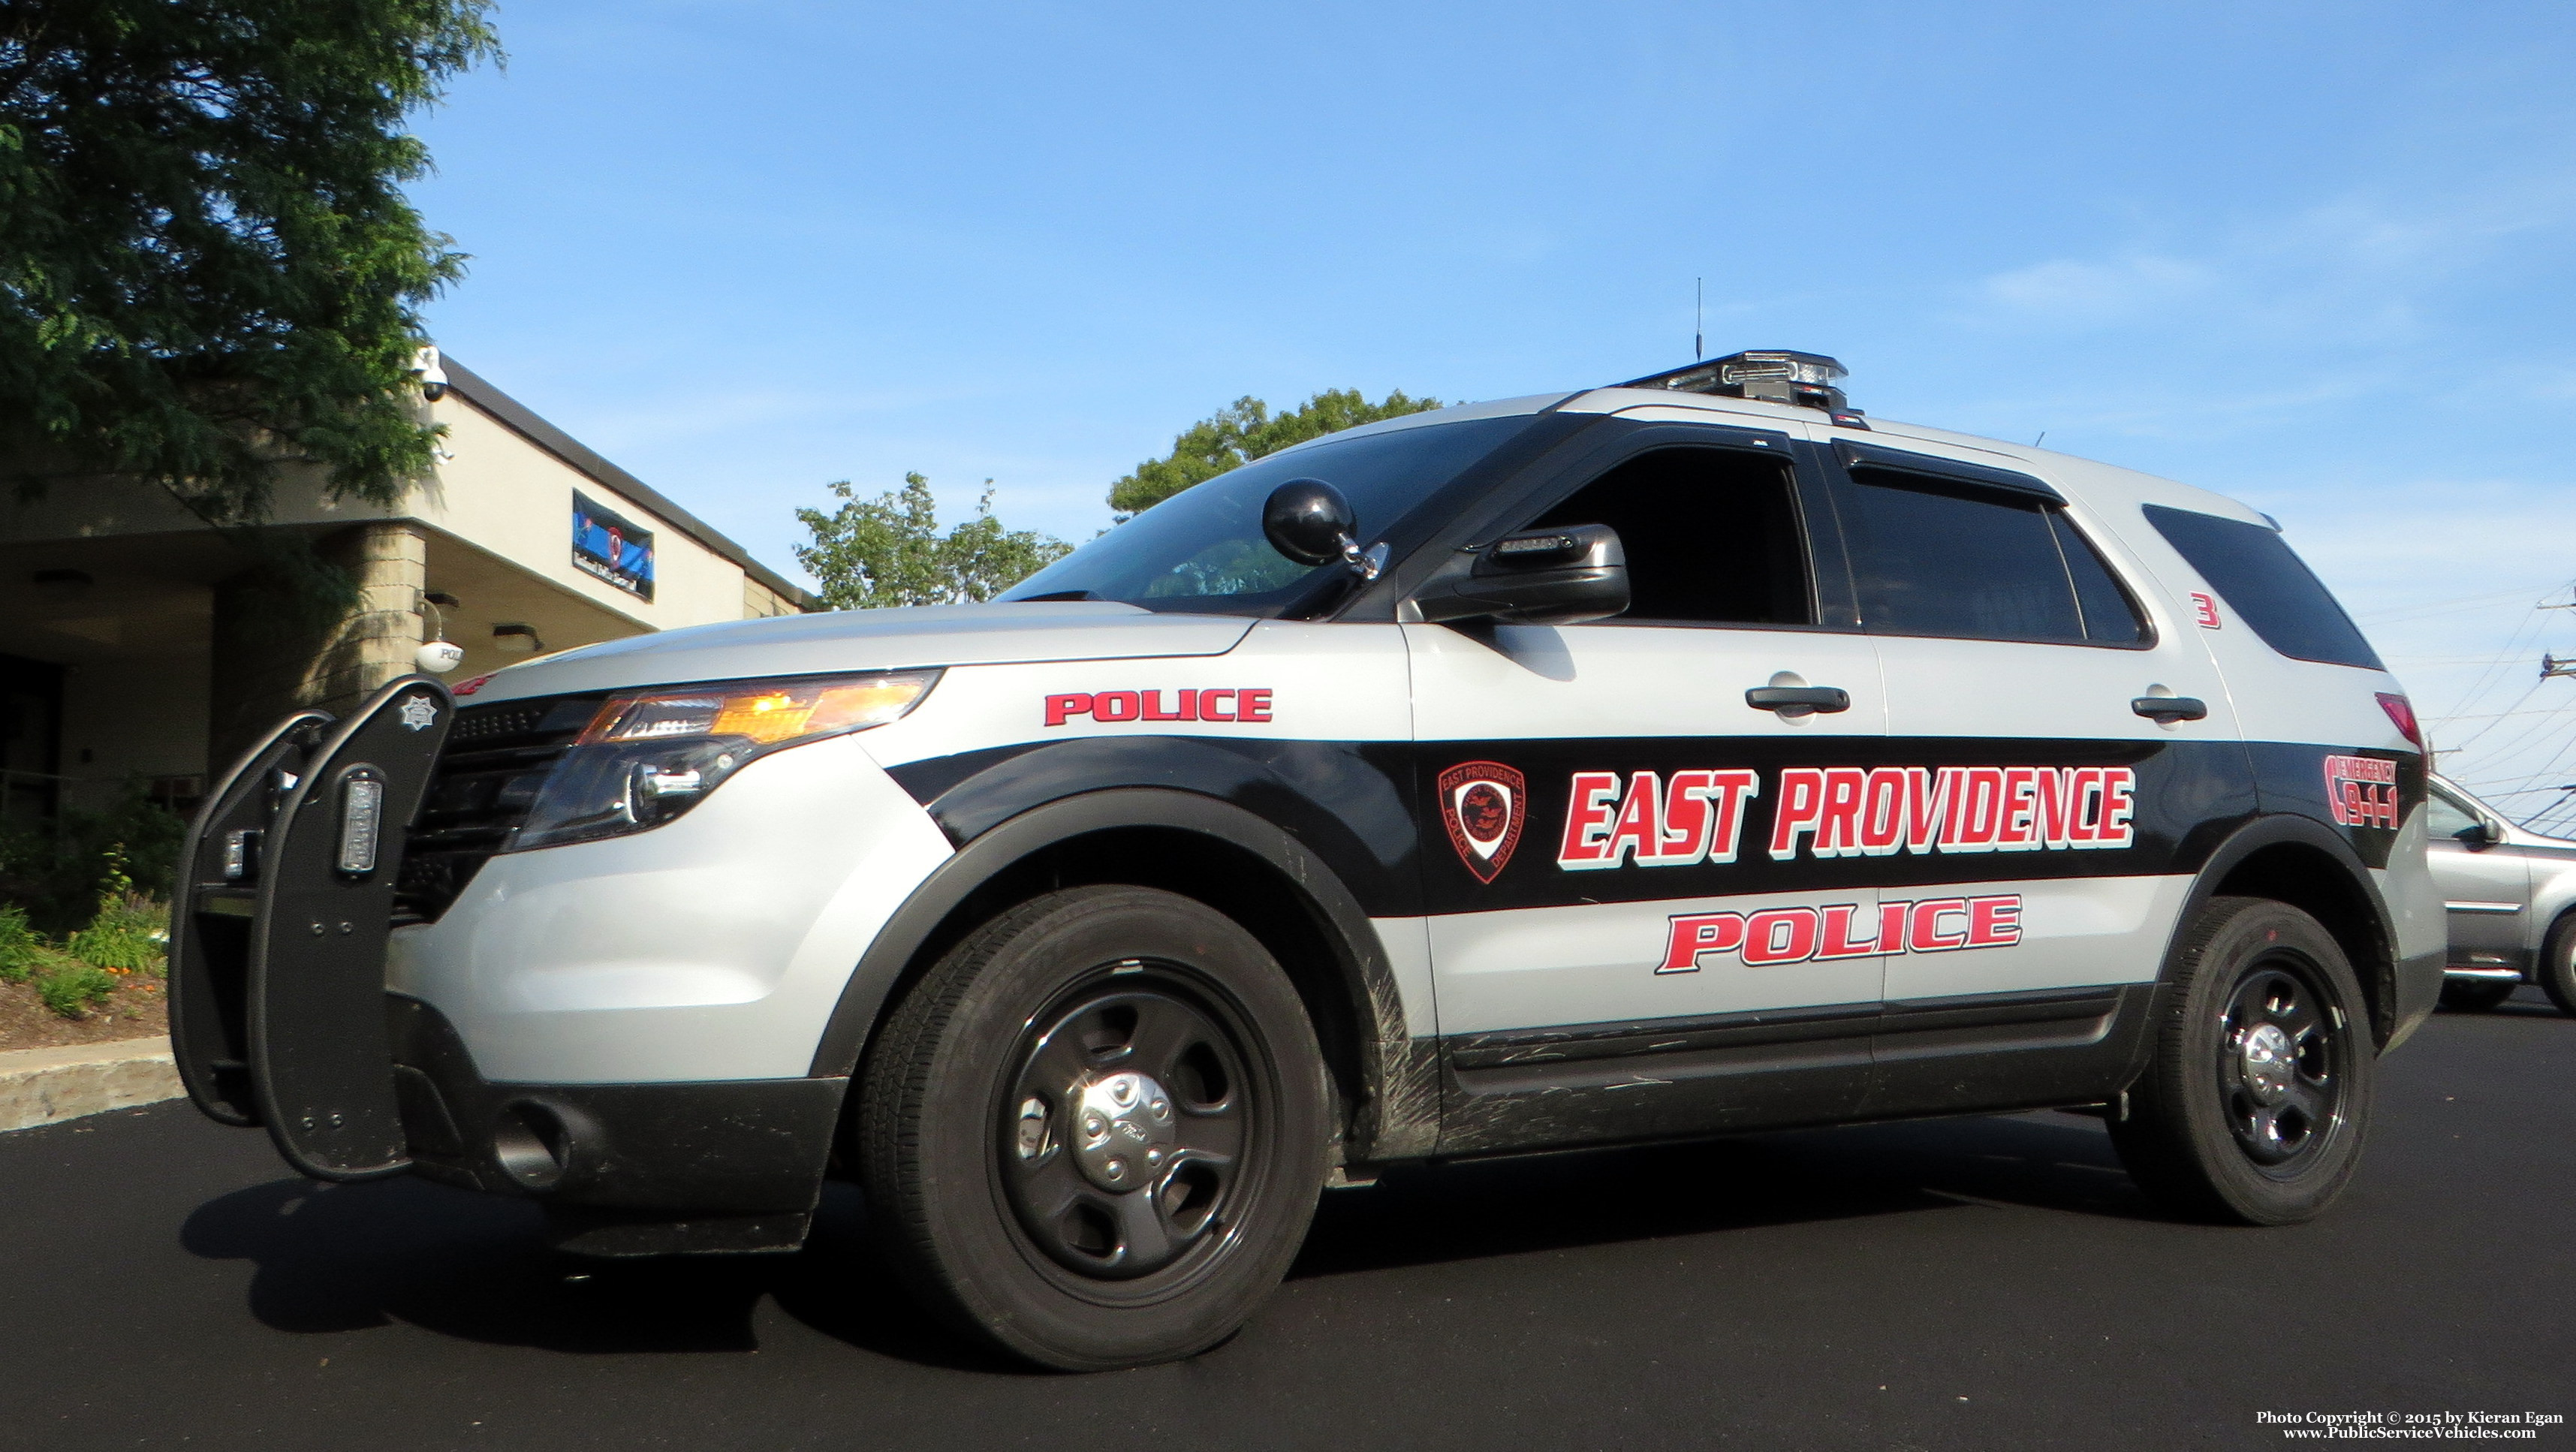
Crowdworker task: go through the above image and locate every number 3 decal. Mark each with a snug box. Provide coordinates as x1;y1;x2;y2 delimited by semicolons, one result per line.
2191;592;2222;629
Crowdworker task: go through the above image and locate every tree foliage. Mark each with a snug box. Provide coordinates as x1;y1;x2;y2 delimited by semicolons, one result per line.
0;0;500;533
1107;387;1442;517
796;473;1072;610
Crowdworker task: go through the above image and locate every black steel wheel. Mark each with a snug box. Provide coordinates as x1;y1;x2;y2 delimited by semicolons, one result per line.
999;972;1264;1290
2538;914;2576;1017
2111;896;2374;1225
2213;963;2348;1167
857;886;1328;1370
2439;976;2518;1011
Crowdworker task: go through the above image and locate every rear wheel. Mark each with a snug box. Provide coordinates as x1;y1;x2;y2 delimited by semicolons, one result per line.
2440;976;2518;1011
2111;896;2373;1225
2539;915;2576;1017
856;886;1329;1370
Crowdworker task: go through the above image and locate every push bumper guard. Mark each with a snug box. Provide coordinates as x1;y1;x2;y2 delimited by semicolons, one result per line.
170;679;842;1255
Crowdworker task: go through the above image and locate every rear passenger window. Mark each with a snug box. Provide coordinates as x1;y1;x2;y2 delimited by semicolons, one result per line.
1842;470;2147;645
2142;505;2383;670
1526;446;1811;625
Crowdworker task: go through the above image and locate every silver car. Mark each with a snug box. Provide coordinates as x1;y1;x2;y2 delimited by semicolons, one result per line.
2430;776;2576;1013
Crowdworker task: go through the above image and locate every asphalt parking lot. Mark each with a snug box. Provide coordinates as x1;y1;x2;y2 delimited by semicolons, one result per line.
5;994;2571;1451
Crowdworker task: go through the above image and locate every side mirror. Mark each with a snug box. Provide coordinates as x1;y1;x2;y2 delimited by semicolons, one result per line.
2472;820;2508;847
1412;524;1630;627
1262;478;1383;578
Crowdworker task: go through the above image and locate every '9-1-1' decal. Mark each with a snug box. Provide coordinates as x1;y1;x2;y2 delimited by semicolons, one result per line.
1662;894;2024;973
1557;764;2137;871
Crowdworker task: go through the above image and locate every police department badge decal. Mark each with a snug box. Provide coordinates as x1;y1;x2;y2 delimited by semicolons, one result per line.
1439;761;1526;884
397;695;438;732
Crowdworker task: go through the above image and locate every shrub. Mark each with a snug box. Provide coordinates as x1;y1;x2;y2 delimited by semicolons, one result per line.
37;959;118;1019
0;788;185;936
65;845;167;975
0;905;41;984
67;909;163;975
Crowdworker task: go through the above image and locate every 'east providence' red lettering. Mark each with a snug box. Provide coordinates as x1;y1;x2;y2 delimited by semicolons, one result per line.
1571;763;2137;872
1561;769;1758;870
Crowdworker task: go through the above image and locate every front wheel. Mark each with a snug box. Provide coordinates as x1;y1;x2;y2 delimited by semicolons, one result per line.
2110;896;2374;1225
856;886;1330;1370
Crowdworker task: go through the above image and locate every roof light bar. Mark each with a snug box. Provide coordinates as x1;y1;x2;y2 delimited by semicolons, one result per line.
1614;349;1864;424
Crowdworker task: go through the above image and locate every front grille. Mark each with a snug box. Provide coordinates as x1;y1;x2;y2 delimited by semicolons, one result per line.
395;692;606;923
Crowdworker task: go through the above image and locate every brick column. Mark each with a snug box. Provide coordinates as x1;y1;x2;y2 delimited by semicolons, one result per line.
207;523;428;768
317;522;429;706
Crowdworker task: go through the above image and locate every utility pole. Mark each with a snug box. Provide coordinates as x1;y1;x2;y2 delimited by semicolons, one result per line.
2544;652;2576;681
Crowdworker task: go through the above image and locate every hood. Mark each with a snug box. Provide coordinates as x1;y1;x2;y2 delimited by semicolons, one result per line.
457;601;1256;703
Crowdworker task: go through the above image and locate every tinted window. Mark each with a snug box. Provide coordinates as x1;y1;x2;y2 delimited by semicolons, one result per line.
1005;417;1530;616
2050;512;2148;645
1844;471;2139;644
2427;789;2479;841
1523;447;1810;625
2142;505;2383;669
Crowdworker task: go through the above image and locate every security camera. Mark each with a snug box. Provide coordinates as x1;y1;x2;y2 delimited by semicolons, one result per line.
413;344;449;402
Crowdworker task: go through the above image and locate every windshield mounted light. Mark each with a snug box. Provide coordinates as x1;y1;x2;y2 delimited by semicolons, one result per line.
507;670;939;853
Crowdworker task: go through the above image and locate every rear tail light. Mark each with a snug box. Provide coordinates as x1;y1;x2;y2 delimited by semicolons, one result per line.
2376;692;2424;751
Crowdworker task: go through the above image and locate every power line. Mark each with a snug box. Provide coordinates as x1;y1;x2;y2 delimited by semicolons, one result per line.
2356;584;2556;624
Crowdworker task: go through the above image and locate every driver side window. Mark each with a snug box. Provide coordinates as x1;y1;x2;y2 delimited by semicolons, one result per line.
1523;446;1813;626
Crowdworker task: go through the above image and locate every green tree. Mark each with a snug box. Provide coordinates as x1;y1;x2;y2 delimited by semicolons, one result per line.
797;472;1072;610
1107;387;1442;517
0;0;500;547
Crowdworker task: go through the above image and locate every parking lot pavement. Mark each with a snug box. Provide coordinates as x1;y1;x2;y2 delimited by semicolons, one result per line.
5;993;2570;1452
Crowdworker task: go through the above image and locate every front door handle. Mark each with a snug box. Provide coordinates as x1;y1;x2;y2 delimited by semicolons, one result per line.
1746;685;1851;717
2132;695;2208;723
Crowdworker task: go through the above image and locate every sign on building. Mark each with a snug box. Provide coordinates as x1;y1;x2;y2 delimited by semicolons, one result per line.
572;491;655;601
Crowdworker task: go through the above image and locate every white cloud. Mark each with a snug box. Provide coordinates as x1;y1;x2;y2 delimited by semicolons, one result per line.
1977;255;2211;324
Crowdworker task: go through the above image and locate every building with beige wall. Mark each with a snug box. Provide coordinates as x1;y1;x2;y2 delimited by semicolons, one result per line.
0;357;812;824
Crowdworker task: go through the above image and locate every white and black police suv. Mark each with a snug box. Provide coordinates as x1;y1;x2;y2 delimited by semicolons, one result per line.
170;352;2442;1370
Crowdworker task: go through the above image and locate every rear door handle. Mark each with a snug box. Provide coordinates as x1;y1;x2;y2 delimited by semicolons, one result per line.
1746;685;1851;717
2132;695;2208;723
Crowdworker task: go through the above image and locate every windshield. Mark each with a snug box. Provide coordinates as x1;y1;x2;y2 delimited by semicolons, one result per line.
1003;416;1535;615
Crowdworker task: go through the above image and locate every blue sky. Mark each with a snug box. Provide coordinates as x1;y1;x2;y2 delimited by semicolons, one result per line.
408;2;2576;814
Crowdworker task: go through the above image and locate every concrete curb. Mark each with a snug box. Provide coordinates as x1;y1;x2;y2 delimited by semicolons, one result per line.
0;1036;183;1133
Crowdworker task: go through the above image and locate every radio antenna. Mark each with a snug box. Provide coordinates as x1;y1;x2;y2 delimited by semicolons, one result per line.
1695;278;1704;360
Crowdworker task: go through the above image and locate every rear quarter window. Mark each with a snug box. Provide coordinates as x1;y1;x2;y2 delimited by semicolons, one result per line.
2141;505;2384;670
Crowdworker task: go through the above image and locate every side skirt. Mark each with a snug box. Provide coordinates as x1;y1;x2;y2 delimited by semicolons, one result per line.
1436;984;2153;1158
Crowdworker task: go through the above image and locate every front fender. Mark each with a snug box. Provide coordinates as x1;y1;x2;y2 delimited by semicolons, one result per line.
803;781;1440;1161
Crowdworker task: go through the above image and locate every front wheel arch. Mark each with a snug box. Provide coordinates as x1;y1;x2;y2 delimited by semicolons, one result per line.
809;788;1434;1164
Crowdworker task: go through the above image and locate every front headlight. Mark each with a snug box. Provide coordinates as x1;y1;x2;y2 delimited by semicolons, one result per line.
508;670;938;851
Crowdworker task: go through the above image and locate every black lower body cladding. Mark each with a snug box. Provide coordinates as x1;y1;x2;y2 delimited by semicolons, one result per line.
385;995;844;1255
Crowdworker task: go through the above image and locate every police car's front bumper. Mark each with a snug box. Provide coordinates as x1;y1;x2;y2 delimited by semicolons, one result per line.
169;685;952;1255
386;993;842;1255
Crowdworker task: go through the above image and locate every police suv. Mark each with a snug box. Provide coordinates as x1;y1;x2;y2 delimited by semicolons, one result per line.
170;352;2442;1371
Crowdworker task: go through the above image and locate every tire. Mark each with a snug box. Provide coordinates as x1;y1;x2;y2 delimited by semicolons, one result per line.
2440;976;2518;1011
2109;896;2375;1225
2539;914;2576;1017
855;886;1330;1371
